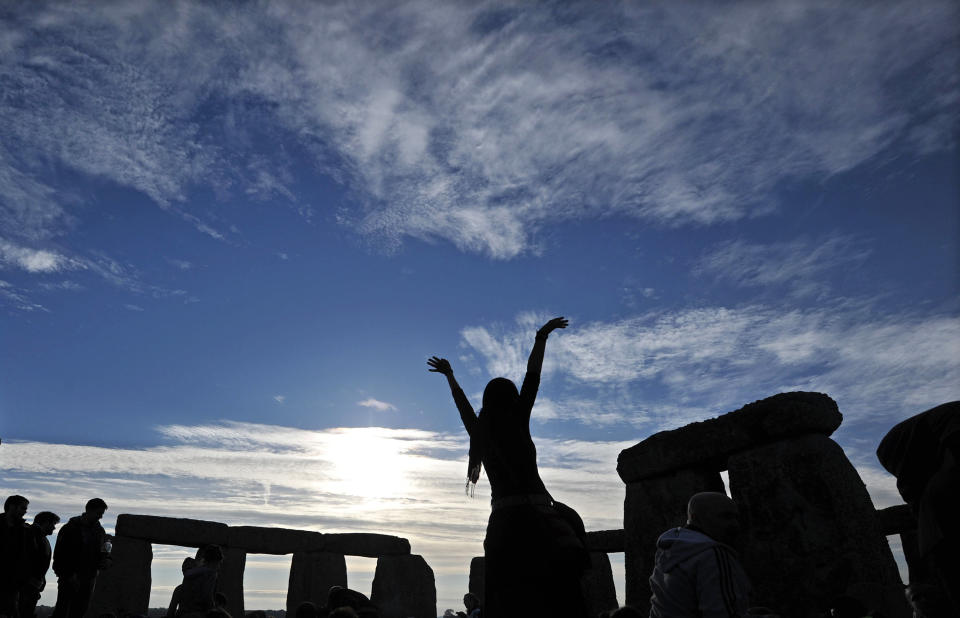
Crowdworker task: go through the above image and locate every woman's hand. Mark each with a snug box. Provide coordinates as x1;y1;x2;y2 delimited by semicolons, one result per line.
427;356;453;376
537;316;569;337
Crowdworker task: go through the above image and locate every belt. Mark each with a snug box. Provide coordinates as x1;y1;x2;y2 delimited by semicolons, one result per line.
491;493;554;510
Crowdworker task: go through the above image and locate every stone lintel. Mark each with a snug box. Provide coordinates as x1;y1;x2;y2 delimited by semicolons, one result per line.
617;392;841;483
876;504;916;535
320;532;410;557
115;515;410;556
115;514;228;546
226;526;325;554
585;529;625;553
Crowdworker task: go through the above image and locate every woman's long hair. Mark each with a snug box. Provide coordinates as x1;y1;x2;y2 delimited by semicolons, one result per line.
466;377;520;495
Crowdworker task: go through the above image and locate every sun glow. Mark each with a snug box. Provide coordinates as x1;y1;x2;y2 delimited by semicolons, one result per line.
324;428;412;501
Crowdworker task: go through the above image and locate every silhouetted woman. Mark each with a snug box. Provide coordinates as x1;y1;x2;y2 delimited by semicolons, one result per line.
428;316;589;618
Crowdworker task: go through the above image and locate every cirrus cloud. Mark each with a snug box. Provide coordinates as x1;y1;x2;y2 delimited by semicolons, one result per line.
1;1;956;258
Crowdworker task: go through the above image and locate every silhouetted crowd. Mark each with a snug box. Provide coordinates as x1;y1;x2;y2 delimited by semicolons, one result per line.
0;497;383;618
1;497;109;618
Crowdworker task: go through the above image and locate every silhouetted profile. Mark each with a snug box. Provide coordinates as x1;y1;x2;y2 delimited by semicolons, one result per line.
462;592;480;618
51;498;110;618
166;557;198;618
177;545;223;618
647;492;753;618
877;401;960;616
1;495;30;618
429;316;589;618
19;511;59;618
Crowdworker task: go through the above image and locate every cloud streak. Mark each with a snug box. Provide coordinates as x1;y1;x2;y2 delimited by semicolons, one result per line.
695;234;873;297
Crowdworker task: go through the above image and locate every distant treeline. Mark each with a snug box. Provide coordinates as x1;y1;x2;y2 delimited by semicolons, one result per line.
33;607;288;618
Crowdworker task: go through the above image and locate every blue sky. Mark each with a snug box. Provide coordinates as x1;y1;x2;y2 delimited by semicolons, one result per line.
1;1;958;612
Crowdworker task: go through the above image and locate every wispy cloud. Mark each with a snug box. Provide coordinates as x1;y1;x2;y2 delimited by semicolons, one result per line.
0;279;47;312
0;238;193;312
38;280;83;291
1;2;955;257
358;398;398;412
458;305;960;430
123;303;145;312
695;234;872;297
167;258;193;271
0;239;79;273
273;395;286;404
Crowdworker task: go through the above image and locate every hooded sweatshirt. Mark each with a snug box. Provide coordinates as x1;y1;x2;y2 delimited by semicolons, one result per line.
52;515;105;578
648;527;751;618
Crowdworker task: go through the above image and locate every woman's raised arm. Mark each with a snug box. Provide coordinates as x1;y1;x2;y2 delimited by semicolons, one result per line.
519;317;568;409
428;356;478;435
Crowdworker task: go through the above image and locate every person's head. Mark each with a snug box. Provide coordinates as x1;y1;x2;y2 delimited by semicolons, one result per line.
181;557;198;574
200;544;224;568
294;601;318;618
463;593;480;611
84;498;108;521
482;378;519;412
34;511;60;535
686;492;741;546
4;495;29;521
326;586;371;613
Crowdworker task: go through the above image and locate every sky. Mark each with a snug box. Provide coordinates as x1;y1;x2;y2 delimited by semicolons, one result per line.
0;0;958;613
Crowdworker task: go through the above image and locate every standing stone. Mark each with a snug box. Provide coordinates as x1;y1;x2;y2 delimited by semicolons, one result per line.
585;529;625;553
581;551;618;618
729;434;909;618
216;546;246;618
370;554;436;618
468;556;485;608
624;466;724;612
287;551;347;614
87;537;151;618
